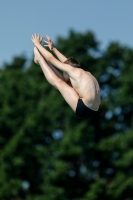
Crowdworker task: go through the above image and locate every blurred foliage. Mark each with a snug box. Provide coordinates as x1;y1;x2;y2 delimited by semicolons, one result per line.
0;30;133;200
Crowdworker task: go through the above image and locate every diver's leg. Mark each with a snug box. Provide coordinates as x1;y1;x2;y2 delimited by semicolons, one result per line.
55;78;79;111
34;47;64;87
34;47;79;111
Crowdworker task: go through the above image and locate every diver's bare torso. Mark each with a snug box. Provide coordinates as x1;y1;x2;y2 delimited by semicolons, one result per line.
68;68;100;111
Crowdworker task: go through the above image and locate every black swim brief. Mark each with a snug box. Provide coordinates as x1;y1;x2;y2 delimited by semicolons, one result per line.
75;98;97;119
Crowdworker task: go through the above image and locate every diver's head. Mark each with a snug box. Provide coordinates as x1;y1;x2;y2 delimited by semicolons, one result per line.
64;57;81;68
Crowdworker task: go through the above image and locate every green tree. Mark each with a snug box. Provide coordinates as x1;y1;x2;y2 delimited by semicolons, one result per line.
0;30;133;200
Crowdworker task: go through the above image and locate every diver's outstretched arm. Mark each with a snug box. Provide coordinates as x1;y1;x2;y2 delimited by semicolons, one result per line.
44;35;67;62
44;35;71;83
31;34;76;79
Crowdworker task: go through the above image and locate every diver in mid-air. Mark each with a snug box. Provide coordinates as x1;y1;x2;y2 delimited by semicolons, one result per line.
31;34;100;119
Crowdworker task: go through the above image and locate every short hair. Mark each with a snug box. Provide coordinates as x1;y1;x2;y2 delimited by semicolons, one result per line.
64;57;81;68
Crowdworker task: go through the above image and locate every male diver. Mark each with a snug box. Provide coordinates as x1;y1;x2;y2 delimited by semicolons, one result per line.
31;34;100;118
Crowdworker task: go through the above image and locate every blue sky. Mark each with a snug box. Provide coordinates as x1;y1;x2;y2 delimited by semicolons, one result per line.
0;1;133;66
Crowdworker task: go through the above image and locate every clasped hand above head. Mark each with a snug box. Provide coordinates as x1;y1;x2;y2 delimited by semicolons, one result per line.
31;34;54;51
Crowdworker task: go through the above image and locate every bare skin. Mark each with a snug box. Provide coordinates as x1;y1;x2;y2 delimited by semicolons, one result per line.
34;47;79;112
31;34;100;112
44;35;71;84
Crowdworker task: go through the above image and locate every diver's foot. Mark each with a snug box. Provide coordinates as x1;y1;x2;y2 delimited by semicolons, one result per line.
34;47;42;65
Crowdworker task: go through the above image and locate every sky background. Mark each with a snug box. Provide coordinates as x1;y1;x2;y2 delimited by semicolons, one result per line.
0;1;133;66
